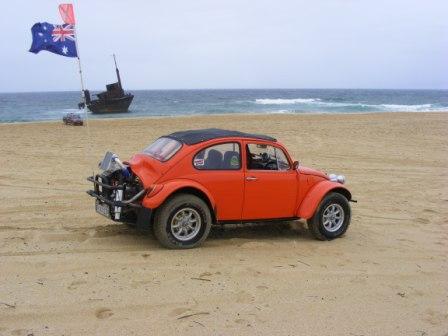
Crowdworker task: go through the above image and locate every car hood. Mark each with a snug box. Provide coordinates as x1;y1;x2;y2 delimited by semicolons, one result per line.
298;166;328;179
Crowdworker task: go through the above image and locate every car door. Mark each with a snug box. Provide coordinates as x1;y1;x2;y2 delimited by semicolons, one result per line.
242;141;297;220
190;141;244;221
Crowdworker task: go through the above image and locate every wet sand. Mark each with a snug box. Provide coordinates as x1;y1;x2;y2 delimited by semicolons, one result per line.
0;112;447;335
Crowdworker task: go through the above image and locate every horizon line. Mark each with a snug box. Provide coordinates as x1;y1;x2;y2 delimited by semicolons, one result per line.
1;87;448;94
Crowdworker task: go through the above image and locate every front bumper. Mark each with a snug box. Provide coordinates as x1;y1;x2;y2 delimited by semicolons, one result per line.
86;174;151;227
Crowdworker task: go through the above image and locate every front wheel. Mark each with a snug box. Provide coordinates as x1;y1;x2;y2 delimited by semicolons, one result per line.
153;194;212;249
307;192;351;240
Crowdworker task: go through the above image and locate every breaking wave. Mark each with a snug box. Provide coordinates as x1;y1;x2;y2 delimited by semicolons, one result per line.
252;99;447;112
255;98;320;105
377;104;434;111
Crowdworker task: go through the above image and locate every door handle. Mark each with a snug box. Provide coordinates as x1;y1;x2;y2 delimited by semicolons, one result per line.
246;176;258;181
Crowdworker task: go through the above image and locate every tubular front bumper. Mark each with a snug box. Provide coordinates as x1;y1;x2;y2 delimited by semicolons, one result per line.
87;175;125;207
86;175;146;208
86;175;153;228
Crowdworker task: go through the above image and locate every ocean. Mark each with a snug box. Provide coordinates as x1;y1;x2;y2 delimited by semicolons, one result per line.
0;89;447;123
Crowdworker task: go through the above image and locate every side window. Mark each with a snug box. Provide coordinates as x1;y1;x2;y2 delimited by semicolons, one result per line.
193;143;241;170
275;147;290;171
247;143;290;171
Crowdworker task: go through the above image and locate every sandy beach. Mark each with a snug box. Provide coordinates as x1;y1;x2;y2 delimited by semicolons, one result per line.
0;112;447;335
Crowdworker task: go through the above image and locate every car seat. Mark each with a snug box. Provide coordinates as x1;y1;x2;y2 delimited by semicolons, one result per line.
205;149;223;169
222;151;240;169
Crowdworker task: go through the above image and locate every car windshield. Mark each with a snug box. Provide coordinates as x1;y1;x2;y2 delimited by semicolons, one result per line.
142;137;182;162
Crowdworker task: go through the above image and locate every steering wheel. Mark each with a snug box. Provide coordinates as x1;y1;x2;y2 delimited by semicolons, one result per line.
261;152;269;163
265;161;278;170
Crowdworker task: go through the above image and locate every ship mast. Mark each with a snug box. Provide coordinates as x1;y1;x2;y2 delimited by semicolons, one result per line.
113;54;122;90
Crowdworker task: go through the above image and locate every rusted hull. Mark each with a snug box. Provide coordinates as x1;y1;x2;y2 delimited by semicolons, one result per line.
88;94;134;114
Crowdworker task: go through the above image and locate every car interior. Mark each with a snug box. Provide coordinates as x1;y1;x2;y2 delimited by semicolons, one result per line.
194;143;241;170
193;142;290;171
246;144;290;170
203;149;241;169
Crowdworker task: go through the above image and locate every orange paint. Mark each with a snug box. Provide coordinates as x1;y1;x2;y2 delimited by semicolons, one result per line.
128;136;351;221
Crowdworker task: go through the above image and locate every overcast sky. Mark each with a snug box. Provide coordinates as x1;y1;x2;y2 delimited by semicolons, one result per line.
0;0;447;92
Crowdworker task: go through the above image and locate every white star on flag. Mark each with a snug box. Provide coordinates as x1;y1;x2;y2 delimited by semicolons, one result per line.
62;46;68;54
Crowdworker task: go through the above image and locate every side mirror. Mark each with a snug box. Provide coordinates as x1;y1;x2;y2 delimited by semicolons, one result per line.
292;161;299;170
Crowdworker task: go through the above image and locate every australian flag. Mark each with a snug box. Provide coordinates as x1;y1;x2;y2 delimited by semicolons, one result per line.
29;22;77;58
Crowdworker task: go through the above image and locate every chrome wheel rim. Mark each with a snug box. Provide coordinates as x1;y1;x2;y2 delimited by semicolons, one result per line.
170;207;201;241
322;203;344;232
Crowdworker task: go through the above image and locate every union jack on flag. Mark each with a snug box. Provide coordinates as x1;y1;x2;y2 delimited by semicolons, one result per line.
29;22;78;58
52;24;76;42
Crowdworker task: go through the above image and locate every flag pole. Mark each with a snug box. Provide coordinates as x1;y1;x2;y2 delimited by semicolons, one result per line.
70;5;95;177
73;26;86;111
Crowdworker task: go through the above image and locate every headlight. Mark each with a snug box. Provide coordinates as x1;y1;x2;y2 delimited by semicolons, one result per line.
329;173;346;184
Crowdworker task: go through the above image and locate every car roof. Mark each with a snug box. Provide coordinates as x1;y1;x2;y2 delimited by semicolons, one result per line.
165;128;277;145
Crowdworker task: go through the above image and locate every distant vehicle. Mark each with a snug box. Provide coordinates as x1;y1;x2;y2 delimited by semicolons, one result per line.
62;112;83;126
78;54;133;114
87;129;354;249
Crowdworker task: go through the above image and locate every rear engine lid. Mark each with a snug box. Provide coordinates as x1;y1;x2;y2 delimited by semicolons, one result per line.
128;154;165;188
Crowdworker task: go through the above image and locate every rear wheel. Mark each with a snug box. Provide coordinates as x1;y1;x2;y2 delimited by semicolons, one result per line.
307;192;351;240
153;194;212;249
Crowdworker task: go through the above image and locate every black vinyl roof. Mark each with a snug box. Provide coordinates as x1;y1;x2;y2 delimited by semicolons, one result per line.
166;128;276;145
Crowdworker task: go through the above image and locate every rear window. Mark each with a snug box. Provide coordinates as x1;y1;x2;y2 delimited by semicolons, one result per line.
142;137;182;162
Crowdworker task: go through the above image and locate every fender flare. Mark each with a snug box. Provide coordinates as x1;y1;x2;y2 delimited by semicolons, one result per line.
296;180;351;219
142;179;217;212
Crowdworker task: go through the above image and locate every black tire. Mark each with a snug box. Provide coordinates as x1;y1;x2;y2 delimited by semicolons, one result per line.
307;192;351;240
153;193;212;249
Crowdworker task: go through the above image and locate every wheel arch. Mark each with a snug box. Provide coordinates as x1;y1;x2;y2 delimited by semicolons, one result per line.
142;180;217;223
331;187;351;202
168;186;217;223
296;180;351;219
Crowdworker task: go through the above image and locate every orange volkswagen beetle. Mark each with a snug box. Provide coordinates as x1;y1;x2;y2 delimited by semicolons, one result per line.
87;129;353;249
